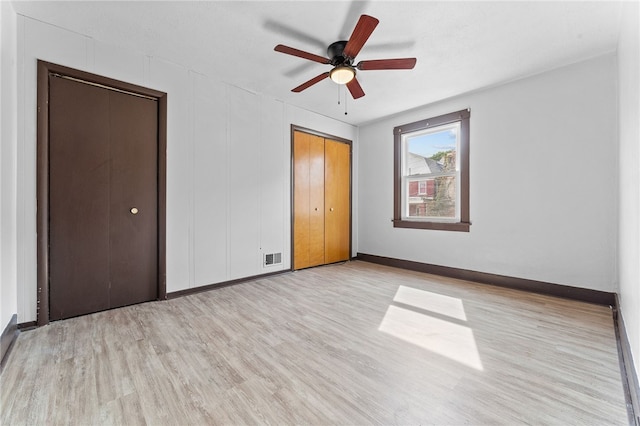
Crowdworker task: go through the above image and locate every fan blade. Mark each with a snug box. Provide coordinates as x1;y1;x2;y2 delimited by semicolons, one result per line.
346;77;365;99
292;72;330;92
343;15;379;59
274;45;331;64
357;58;417;70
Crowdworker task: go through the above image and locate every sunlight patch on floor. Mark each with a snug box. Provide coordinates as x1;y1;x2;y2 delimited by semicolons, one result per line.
379;287;483;371
393;285;467;321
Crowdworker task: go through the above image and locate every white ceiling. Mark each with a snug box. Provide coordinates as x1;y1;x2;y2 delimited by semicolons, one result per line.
11;1;623;125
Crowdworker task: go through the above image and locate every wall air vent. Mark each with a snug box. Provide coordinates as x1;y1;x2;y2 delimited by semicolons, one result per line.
264;252;282;266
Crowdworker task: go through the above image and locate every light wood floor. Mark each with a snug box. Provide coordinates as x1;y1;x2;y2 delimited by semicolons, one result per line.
0;261;629;425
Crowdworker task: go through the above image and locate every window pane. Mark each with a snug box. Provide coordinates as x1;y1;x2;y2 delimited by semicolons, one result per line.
407;176;457;219
406;126;458;177
393;109;470;231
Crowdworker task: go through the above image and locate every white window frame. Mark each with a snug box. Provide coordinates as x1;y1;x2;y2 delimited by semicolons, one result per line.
401;122;461;223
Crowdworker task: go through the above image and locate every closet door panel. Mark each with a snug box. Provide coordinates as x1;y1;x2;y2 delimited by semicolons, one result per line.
308;135;325;267
324;139;351;264
293;132;311;270
293;131;350;270
49;76;111;320
108;90;158;308
49;74;159;321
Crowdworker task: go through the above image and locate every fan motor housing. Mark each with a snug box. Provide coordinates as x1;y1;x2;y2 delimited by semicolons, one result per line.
328;41;351;65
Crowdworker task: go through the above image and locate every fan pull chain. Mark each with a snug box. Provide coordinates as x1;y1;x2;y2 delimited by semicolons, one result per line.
337;85;341;105
344;89;348;115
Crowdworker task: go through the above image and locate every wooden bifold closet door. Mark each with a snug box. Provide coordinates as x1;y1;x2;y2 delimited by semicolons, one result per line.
48;74;159;321
293;130;351;270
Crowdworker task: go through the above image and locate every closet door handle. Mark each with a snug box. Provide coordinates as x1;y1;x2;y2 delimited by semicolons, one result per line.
329;208;334;212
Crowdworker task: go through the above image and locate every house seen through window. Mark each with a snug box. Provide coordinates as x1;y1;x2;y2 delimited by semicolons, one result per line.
394;109;470;232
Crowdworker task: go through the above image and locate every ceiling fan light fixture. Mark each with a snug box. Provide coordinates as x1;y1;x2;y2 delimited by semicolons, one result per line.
330;65;355;84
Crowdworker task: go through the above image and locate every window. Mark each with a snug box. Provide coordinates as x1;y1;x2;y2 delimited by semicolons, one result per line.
417;181;427;195
393;109;470;231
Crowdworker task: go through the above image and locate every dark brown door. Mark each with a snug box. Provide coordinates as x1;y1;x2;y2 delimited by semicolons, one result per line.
49;75;158;320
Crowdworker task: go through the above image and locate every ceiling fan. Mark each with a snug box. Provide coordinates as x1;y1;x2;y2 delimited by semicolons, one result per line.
274;14;417;99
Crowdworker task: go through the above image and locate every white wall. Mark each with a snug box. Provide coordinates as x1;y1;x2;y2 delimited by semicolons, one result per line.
1;1;18;332
15;16;357;323
617;0;640;382
359;54;618;292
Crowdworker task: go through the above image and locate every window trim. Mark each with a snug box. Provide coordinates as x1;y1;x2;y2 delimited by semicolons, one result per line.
393;109;470;232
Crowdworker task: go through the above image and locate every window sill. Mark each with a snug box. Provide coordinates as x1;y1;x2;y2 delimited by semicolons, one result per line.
392;219;470;232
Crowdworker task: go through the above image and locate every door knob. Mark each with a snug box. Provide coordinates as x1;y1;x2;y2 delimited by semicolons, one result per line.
330;208;334;212
130;207;139;215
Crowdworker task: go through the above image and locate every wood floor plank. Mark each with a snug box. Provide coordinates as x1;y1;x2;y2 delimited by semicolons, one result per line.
0;261;629;425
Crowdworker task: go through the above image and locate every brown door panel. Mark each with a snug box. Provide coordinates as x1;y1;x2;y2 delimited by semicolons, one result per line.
49;76;112;320
109;91;158;307
48;75;159;320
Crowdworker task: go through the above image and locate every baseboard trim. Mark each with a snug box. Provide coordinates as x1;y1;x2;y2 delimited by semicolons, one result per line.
17;321;37;331
614;294;640;426
1;314;18;371
167;269;292;299
355;253;616;306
